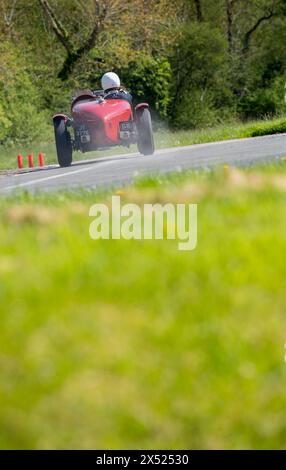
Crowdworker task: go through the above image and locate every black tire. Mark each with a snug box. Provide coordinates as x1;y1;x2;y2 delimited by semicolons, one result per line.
137;108;155;156
54;118;72;167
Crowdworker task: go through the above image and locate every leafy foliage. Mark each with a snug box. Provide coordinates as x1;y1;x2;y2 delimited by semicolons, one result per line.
121;54;172;118
1;0;286;141
0;42;49;144
171;23;232;128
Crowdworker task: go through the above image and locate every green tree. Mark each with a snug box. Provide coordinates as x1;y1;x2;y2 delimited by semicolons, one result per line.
0;41;49;144
171;22;231;128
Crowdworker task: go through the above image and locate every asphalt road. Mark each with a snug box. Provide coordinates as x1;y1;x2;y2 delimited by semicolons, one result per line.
1;133;286;195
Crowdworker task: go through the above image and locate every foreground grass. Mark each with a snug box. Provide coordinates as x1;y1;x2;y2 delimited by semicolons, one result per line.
1;162;286;449
1;116;286;171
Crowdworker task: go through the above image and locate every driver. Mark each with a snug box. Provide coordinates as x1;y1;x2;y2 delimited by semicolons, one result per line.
101;72;132;104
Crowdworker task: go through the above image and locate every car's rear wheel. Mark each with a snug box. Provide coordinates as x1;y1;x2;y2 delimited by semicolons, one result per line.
54;118;73;167
137;108;155;156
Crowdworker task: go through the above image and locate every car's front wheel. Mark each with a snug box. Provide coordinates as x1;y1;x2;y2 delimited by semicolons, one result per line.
137;108;155;156
54;118;73;167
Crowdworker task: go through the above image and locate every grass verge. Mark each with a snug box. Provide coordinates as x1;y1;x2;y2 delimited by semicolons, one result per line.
1;162;286;449
1;116;286;171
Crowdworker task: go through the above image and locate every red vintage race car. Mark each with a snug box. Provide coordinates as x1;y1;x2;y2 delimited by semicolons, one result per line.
53;90;155;167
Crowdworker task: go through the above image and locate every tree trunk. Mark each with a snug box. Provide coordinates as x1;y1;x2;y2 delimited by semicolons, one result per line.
58;52;79;81
226;0;235;53
193;0;203;22
39;0;105;81
242;11;275;55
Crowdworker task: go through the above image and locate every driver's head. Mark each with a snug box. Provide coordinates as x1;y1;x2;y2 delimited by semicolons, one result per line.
101;72;120;92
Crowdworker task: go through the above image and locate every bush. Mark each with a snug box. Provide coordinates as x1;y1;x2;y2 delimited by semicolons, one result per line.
172;90;219;129
238;77;286;120
120;54;172;119
172;89;236;129
246;117;286;138
0;42;50;145
0;103;12;142
171;22;232;129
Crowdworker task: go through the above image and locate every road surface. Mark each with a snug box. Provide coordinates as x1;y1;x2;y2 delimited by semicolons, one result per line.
1;134;286;195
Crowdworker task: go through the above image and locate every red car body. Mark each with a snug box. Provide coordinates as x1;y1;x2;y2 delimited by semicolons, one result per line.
72;98;132;150
53;91;154;167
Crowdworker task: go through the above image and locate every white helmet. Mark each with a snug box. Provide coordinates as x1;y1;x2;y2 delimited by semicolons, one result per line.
101;72;120;91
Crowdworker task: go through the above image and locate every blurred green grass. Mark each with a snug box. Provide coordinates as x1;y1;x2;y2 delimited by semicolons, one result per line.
1;116;286;170
1;163;286;449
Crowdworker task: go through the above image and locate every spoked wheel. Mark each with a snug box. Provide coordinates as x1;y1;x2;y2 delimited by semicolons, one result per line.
137;108;155;156
53;117;73;167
